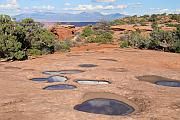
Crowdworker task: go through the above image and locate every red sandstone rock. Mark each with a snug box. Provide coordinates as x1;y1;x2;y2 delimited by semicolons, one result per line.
50;26;76;40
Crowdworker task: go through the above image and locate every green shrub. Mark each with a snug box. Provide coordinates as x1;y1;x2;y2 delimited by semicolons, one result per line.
87;36;96;43
81;26;94;37
94;21;111;32
54;40;71;52
151;22;159;30
149;30;176;50
110;20;126;25
120;40;129;48
87;32;113;44
27;49;43;56
0;15;59;60
171;40;180;53
14;51;27;60
120;32;150;49
119;29;180;53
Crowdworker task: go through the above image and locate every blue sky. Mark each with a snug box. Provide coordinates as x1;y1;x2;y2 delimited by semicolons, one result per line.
0;0;179;15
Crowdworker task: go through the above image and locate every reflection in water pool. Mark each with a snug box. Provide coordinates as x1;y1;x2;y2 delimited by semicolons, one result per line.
43;70;84;75
155;81;180;87
43;84;77;90
74;98;134;116
31;76;68;82
75;80;110;85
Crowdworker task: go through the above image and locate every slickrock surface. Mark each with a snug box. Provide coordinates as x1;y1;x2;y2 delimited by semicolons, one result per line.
0;44;180;120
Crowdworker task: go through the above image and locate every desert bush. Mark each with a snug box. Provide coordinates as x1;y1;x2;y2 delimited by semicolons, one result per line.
120;40;129;48
119;29;180;53
110;19;126;25
149;30;176;50
81;26;94;37
87;32;113;43
54;40;71;52
94;21;111;32
81;21;113;44
120;32;150;49
0;15;73;60
151;22;159;30
170;40;180;53
170;14;180;22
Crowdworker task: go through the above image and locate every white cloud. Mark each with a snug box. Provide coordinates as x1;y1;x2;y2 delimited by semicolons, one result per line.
64;4;128;11
117;5;128;9
147;8;180;15
65;3;71;6
32;5;55;12
94;0;116;2
0;0;55;13
0;0;18;9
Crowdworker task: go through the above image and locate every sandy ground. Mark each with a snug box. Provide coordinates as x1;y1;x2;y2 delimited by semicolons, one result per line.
0;44;180;120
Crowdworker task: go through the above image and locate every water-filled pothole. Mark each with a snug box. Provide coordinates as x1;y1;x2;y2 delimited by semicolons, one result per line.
79;64;98;68
74;92;137;116
74;98;134;115
43;84;77;90
43;70;84;75
31;76;68;83
136;75;180;87
75;79;111;85
99;59;118;62
31;77;47;82
74;98;135;116
155;81;180;87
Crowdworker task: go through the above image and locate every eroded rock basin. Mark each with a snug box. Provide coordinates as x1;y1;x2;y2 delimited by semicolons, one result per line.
74;92;137;116
43;70;84;75
75;79;111;85
43;84;77;90
137;75;180;87
74;98;134;116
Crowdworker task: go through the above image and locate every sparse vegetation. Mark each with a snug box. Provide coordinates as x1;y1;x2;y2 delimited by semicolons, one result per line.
120;29;180;53
81;21;113;43
81;26;94;37
87;32;113;43
54;40;71;52
111;13;180;26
